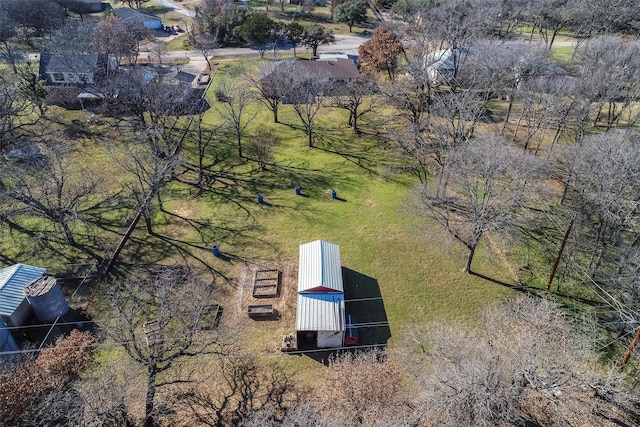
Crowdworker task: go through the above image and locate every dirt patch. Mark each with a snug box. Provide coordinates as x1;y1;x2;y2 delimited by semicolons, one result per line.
234;260;298;353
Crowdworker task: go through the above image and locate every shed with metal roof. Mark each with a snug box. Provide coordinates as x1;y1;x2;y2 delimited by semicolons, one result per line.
0;264;46;327
297;240;344;293
296;240;345;348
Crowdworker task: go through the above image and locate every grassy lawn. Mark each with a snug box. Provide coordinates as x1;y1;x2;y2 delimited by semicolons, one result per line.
106;61;518;373
551;45;575;63
0;58;518;381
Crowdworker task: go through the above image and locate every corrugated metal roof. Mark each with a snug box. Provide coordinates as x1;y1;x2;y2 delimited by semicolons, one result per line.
297;240;343;293
0;264;46;318
296;293;345;331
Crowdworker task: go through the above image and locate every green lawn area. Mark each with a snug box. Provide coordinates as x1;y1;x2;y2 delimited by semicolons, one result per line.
121;61;517;358
551;45;575;63
0;59;518;377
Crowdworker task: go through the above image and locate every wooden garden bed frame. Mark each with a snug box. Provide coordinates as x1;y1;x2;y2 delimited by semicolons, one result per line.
252;269;280;298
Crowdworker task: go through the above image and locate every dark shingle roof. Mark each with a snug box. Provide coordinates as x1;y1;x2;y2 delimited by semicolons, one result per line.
113;7;161;23
297;58;360;80
45;54;100;74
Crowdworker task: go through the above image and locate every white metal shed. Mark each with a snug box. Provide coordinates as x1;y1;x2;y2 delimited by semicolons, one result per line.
297;240;343;293
296;240;345;348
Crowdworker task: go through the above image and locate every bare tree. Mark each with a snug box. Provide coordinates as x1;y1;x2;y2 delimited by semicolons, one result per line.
0;9;19;74
573;36;640;132
414;134;542;273
331;76;377;133
170;357;300;426
246;128;280;170
111;125;181;235
187;22;218;71
104;266;226;427
189;113;226;186
0;142;101;245
92;15;138;67
403;297;608;426
0;73;46;155
557;130;640;278
74;359;137;427
311;350;416;426
216;78;259;159
284;64;330;148
252;61;293;124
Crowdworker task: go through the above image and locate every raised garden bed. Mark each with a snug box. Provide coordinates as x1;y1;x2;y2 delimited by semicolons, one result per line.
252;269;280;298
201;304;223;329
248;304;278;319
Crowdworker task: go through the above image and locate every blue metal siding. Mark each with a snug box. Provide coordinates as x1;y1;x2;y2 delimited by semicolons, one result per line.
0;264;46;325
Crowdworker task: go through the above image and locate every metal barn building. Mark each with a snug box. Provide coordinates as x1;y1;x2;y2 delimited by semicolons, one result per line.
0;264;46;327
296;240;346;348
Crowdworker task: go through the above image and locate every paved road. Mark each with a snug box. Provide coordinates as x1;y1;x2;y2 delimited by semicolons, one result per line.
140;33;368;73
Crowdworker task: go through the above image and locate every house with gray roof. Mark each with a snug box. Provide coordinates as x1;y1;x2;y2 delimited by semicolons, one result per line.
113;7;162;30
39;53;116;86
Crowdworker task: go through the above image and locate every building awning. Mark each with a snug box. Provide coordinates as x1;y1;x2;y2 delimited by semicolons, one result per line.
296;293;345;332
297;240;343;293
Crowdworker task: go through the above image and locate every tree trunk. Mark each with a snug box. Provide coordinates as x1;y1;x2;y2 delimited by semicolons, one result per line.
273;105;279;123
62;222;75;245
312;45;318;57
144;366;158;427
501;87;516;134
144;210;153;235
308;128;313;148
463;245;475;274
237;132;243;158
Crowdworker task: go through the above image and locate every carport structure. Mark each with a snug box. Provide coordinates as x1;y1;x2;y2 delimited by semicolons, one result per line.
295;240;345;349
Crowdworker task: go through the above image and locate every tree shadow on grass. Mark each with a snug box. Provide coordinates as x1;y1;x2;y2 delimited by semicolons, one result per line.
470;270;604;308
177;153;355;206
312;127;392;176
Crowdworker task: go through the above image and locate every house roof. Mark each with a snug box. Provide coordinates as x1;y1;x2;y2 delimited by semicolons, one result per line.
164;70;198;87
0;264;46;319
113;7;161;23
42;53;100;74
299;58;360;80
425;48;466;72
297;240;343;293
296;293;345;331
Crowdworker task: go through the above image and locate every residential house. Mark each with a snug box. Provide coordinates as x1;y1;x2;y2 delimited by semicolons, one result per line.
59;0;111;15
424;47;467;84
260;57;360;102
113;7;162;30
39;53;117;107
39;53;116;86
